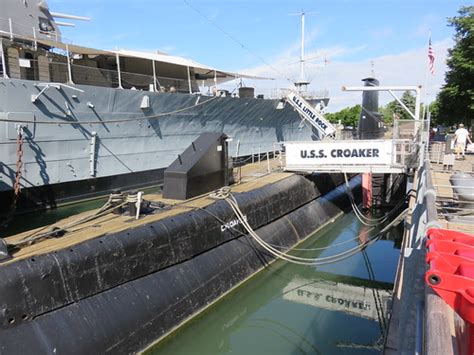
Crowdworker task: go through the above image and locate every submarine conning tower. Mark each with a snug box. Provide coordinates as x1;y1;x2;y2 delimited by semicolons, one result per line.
357;77;384;140
1;0;62;42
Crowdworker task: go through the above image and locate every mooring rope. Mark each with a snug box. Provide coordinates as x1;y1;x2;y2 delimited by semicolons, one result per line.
361;249;388;334
13;193;130;248
209;186;406;266
343;172;410;227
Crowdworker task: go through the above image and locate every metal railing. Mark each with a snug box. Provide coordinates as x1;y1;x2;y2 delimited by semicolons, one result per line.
390;139;419;168
392;119;428;141
432;174;474;225
0;17;74;45
269;88;330;100
3;56;191;92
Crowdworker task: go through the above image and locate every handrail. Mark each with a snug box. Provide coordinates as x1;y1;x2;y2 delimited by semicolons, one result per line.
3;56;192;92
0;16;74;45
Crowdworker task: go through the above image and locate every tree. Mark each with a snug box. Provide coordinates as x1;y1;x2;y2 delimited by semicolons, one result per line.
427;99;440;125
325;104;361;127
437;6;474;126
380;91;417;123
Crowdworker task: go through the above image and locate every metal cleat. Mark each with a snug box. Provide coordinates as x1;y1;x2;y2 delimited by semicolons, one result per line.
0;238;11;262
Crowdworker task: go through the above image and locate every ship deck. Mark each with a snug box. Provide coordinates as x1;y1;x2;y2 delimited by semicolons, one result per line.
3;159;289;265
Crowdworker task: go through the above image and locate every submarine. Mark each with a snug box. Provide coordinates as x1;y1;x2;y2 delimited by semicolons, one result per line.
0;130;362;354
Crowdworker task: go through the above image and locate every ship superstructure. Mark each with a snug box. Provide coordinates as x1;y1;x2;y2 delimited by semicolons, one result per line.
0;0;329;212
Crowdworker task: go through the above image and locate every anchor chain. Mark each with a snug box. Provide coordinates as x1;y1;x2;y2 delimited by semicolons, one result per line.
1;125;25;229
12;125;25;209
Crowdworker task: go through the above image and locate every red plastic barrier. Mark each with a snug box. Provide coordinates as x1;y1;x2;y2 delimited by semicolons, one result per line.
425;228;474;354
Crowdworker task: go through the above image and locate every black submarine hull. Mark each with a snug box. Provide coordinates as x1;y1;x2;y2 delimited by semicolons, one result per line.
0;173;360;354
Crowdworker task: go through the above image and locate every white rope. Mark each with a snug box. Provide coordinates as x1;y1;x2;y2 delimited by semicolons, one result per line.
226;196;382;265
211;188;381;265
343;172;408;226
208;185;405;266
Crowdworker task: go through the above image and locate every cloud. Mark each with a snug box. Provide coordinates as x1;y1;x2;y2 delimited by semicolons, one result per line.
371;27;394;40
415;14;443;37
228;38;452;112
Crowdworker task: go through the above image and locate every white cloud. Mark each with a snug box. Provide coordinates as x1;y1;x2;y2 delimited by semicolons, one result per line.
415;14;443;37
229;38;452;112
371;27;394;40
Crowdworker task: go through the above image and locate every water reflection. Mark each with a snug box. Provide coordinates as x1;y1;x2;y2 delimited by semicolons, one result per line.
282;274;390;323
147;212;402;355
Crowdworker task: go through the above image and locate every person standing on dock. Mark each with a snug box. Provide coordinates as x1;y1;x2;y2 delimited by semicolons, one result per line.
454;124;472;160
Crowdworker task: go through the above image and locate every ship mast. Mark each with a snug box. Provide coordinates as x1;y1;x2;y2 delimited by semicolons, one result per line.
294;11;310;93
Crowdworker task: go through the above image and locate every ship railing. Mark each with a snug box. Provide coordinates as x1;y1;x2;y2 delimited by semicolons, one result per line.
432;179;474;225
231;87;329;100
0;51;4;78
0;16;74;46
392;119;428;142
4;56;191;92
264;88;330;100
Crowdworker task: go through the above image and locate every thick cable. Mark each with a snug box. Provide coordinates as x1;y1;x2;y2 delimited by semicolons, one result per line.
224;194;386;266
343;172;410;227
206;185;403;266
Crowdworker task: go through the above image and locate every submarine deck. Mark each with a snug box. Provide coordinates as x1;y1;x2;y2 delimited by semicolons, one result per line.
3;159;289;265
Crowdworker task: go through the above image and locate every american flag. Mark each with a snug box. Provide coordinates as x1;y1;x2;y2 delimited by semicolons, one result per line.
324;55;330;66
428;37;435;75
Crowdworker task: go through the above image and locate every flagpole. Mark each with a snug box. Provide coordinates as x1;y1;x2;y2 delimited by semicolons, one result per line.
422;30;431;122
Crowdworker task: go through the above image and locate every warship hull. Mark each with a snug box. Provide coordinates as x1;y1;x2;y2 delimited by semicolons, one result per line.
0;78;325;212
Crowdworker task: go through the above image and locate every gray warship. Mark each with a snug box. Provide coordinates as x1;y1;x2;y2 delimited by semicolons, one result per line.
0;0;329;213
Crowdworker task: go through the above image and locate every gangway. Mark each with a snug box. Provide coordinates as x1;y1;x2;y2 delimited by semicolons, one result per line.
283;85;425;175
284;91;336;138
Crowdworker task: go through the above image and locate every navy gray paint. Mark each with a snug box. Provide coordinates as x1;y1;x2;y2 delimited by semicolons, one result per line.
0;78;322;210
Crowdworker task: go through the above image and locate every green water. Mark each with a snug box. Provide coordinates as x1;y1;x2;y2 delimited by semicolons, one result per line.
147;212;402;355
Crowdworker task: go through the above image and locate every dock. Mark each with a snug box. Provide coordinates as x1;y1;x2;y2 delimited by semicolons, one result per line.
384;153;474;354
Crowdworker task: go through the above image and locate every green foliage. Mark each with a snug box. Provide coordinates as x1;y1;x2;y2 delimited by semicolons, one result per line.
437;6;474;126
380;91;416;123
428;99;440;125
326;104;361;127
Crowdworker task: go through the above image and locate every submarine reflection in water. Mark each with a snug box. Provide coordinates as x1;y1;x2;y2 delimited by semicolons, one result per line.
148;212;401;355
283;275;390;322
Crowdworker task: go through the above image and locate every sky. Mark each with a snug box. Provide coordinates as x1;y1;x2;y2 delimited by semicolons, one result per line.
48;0;468;111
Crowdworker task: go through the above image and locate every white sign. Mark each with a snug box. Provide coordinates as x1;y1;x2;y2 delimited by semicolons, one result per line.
285;140;393;169
286;92;336;136
19;58;31;68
